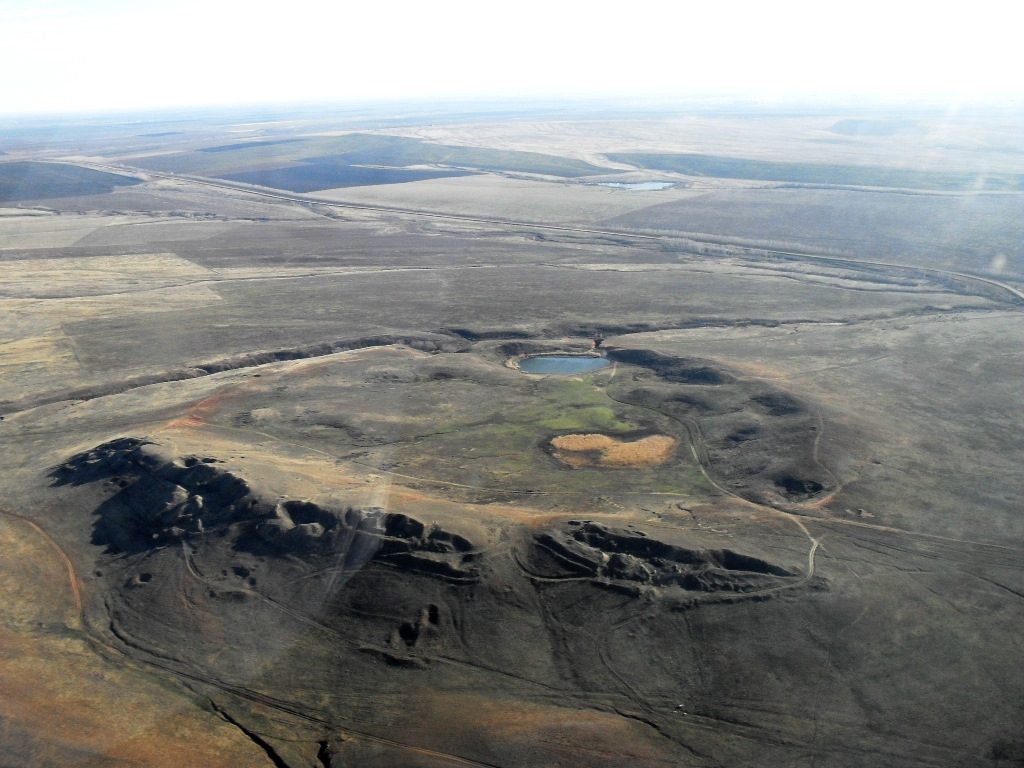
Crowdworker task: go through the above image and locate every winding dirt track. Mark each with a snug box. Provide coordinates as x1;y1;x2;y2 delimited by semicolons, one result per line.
599;389;822;581
0;504;83;619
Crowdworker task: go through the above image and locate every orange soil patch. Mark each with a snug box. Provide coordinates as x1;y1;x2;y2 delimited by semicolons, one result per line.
0;626;269;767
389;690;680;767
0;519;267;767
551;433;677;468
161;389;235;430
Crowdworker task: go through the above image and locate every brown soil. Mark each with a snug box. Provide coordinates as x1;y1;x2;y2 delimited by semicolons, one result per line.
551;433;677;468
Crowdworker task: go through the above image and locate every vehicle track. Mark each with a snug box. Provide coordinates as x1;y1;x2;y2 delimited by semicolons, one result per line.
600;390;822;577
0;503;519;767
0;504;83;620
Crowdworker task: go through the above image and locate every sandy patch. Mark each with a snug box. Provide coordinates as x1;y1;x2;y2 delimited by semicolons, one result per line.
551;433;677;468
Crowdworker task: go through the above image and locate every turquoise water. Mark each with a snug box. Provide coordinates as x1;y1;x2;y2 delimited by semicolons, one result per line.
518;356;610;374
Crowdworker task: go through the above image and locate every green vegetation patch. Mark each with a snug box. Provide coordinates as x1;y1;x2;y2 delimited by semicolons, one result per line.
536;406;632;432
198;138;305;153
219;163;476;192
316;134;608;177
605;152;1024;191
508;378;636;433
139;133;609;180
372;371;693;495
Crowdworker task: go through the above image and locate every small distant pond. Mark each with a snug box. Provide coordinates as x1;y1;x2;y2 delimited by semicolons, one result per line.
518;356;611;375
596;181;674;191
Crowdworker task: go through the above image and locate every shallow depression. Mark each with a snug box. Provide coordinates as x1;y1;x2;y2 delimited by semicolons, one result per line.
518;356;611;375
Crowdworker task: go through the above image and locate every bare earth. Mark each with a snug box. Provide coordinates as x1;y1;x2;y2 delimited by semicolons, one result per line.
551;433;678;467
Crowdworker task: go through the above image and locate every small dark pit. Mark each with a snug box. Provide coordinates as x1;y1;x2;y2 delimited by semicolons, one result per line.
727;426;760;443
398;622;420;647
774;476;825;497
752;393;803;416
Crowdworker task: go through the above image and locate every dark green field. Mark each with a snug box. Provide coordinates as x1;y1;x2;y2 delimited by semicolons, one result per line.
606;150;1024;190
219;162;477;191
0;160;142;202
137;132;610;182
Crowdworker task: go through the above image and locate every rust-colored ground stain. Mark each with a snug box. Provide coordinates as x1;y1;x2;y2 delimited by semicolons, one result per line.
551;433;678;468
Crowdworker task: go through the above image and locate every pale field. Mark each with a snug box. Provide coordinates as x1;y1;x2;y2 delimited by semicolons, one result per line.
72;218;241;247
0;283;222;404
0;252;216;298
0;210;145;249
313;172;711;223
390;117;1024;173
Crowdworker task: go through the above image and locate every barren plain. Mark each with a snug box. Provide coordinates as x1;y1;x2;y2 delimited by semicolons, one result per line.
1;103;1022;767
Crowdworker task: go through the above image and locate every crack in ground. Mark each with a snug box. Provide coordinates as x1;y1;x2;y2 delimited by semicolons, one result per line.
209;699;292;768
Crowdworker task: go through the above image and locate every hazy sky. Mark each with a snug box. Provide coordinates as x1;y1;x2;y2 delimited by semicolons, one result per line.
1;0;1020;115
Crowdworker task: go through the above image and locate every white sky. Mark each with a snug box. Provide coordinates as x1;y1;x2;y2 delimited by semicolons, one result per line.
1;0;1021;115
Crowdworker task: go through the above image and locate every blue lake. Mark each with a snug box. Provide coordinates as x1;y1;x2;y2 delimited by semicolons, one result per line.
518;356;611;375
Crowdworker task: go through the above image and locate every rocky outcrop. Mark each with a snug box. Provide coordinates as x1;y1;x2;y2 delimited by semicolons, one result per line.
529;521;794;594
51;439;477;580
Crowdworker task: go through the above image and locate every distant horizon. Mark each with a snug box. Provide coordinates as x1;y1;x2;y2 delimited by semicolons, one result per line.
2;0;1021;117
3;91;1023;126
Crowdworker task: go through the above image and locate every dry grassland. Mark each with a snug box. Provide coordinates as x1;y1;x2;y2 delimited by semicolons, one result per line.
0;253;215;298
403;116;1024;173
315;173;705;223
